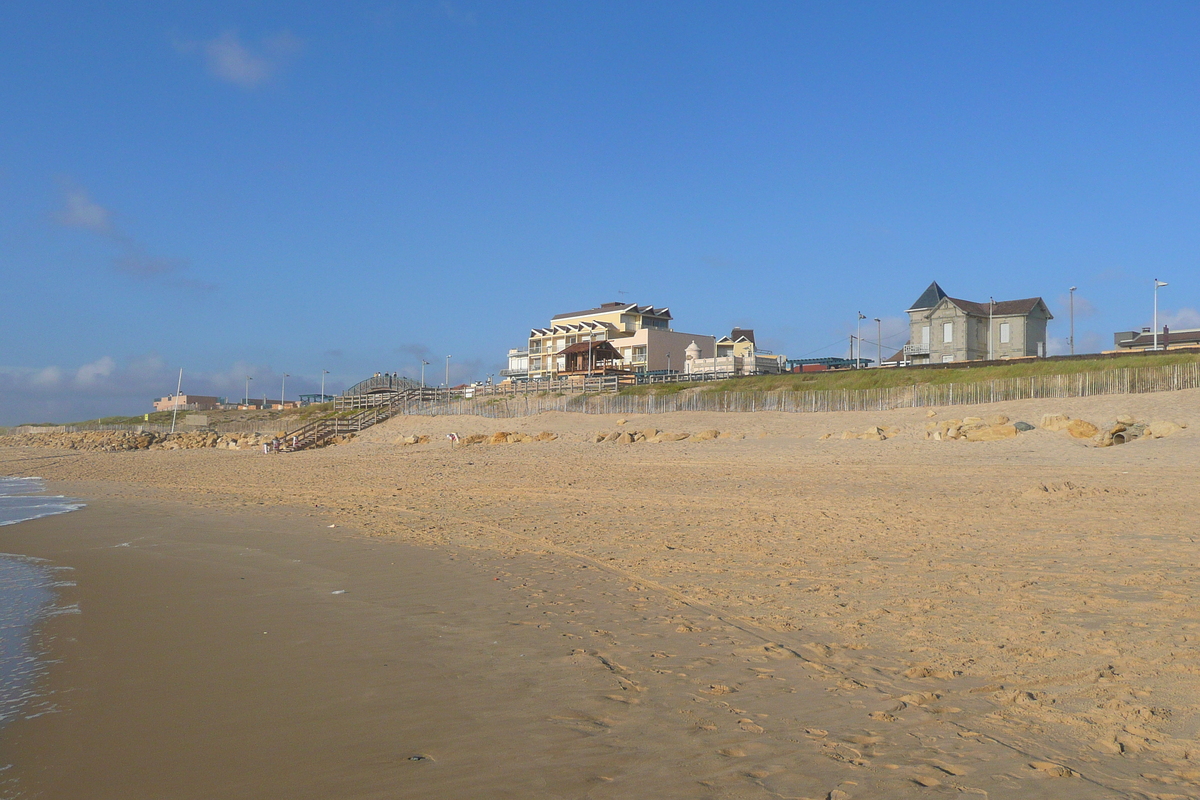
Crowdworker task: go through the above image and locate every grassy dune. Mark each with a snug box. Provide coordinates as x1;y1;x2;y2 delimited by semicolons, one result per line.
621;351;1200;396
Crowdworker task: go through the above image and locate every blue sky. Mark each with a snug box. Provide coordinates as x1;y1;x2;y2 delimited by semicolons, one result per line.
3;2;1199;424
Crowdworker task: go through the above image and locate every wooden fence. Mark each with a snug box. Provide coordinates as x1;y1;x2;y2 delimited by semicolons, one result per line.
398;362;1200;419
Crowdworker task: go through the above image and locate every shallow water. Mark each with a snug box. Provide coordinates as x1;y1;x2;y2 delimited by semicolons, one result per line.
0;478;81;734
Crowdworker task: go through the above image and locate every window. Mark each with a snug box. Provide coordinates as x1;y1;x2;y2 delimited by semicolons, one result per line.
565;335;576;346
943;322;954;343
999;322;1011;344
941;355;954;363
921;326;930;346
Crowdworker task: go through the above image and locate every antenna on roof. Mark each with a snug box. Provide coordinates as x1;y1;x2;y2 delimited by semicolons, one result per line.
617;289;629;298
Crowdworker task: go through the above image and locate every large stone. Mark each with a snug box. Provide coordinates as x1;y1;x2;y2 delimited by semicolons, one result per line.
1145;420;1185;438
616;432;634;444
1013;421;1035;432
535;431;558;441
988;415;1010;425
691;429;720;442
1040;414;1072;432
1066;419;1100;439
1116;414;1137;425
659;432;690;442
858;426;886;441
489;431;512;444
964;424;1018;442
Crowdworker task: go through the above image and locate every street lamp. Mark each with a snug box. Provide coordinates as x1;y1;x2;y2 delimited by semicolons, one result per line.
1069;287;1077;355
420;359;429;389
280;373;289;409
1154;279;1169;351
321;369;329;402
445;355;451;395
873;318;881;368
245;375;252;407
856;312;866;368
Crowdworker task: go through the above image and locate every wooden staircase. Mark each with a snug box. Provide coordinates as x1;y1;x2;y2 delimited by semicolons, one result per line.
284;388;424;451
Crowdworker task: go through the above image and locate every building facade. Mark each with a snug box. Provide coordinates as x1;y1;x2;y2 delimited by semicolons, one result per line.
901;282;1052;364
1112;327;1200;351
517;302;717;380
152;394;222;412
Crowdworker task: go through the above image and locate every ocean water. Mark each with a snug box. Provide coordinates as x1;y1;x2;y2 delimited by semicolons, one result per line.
0;478;81;739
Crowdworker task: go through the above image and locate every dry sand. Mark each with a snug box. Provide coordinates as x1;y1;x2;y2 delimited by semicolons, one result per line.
2;388;1199;798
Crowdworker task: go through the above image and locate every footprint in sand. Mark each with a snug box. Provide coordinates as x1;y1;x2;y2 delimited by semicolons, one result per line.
1029;761;1078;778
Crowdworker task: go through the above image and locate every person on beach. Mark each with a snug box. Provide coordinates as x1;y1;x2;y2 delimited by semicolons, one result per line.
262;442;269;455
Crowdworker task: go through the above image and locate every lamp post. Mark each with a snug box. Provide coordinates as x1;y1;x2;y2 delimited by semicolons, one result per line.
280;373;289;409
1154;279;1169;351
170;368;183;434
420;359;429;389
445;355;451;398
245;375;252;407
320;369;329;402
873;318;882;367
1069;287;1077;355
856;312;866;368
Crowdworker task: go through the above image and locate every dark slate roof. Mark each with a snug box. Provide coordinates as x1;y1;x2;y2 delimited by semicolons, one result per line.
944;296;1047;317
907;281;948;311
552;302;671;321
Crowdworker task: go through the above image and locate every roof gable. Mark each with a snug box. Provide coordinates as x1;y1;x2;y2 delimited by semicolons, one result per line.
551;302;672;322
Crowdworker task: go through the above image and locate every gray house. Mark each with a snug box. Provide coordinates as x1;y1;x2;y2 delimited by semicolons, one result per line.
900;282;1053;364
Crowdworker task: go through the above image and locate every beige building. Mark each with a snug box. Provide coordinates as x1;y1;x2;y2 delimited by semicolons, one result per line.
900;282;1052;364
152;394;222;412
522;302;716;379
688;328;786;375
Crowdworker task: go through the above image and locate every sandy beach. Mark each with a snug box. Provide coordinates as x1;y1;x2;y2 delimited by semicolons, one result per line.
3;388;1200;798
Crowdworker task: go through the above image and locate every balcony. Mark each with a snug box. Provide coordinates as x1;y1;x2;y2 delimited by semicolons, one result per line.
903;343;930;356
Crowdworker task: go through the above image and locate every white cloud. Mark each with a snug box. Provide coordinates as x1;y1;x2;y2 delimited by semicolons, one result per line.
438;2;478;27
0;357;332;425
57;187;112;233
1160;307;1200;330
54;182;212;291
29;366;63;388
75;356;116;386
1057;293;1097;318
187;30;303;89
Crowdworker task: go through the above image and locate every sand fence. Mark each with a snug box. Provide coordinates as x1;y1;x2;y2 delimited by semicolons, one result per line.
404;361;1200;419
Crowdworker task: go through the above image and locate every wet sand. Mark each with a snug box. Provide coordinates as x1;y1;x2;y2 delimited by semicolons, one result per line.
2;389;1199;798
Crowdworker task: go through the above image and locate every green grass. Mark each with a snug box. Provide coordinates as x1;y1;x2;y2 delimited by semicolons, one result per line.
619;352;1200;396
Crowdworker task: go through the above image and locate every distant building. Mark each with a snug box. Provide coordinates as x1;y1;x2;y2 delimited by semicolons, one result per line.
785;357;867;372
516;302;717;380
1112;327;1200;351
502;347;529;382
686;328;787;376
153;394;222;412
900;281;1052;364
